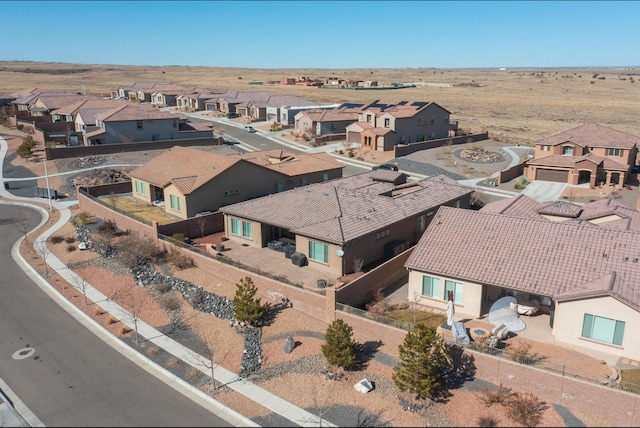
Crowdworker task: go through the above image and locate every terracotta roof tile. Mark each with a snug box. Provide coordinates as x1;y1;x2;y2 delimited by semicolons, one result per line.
406;207;640;310
220;173;473;245
537;122;640;149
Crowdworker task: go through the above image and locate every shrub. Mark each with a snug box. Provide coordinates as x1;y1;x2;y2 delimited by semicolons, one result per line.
167;356;181;368
147;346;161;357
171;233;186;246
107;315;118;325
233;276;270;326
507;341;533;364
98;219;117;236
514;177;530;190
366;288;388;315
94;306;104;316
348;150;355;157
71;211;93;226
477;416;498;427
49;235;65;244
116;233;160;269
186;367;201;380
221;236;228;241
160;295;181;312
16;124;24;131
167;248;195;270
64;236;76;244
17;142;33;159
118;326;132;336
479;384;512;407
505;392;548;427
154;282;172;294
66;245;77;252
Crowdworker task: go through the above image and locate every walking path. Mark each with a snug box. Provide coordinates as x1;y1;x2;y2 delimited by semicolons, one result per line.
0;136;335;427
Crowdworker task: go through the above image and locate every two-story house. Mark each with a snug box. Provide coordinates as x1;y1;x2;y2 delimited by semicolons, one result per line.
345;100;458;151
525;123;639;187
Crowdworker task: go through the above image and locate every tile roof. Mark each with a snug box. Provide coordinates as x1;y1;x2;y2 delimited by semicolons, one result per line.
482;194;640;231
220;173;473;245
52;98;130;115
232;149;344;176
526;153;628;170
537;122;640;149
95;104;175;122
405;206;640;311
128;147;344;195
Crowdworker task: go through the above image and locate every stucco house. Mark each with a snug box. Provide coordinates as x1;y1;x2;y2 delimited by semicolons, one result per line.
405;204;640;359
525;123;639;187
345;100;458;151
129;146;344;219
220;172;473;276
294;103;364;136
82;104;213;145
112;82;169;101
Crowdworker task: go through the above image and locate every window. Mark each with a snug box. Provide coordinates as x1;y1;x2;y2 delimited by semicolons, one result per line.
308;241;328;263
169;194;180;211
136;121;143;129
541;145;550;151
445;280;463;304
417;214;426;232
384;118;390;128
607;148;621;156
151;134;160;141
275;182;284;192
455;200;461;208
330;123;336;131
134;180;146;196
366;114;372;123
231;218;252;239
300;177;308;186
562;146;574;155
582;314;625;346
422;275;440;299
323;172;329;182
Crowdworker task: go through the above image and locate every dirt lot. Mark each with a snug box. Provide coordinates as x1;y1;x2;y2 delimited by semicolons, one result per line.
2;61;640;145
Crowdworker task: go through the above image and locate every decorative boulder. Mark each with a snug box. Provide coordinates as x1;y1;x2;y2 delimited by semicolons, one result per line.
354;378;373;393
283;335;295;354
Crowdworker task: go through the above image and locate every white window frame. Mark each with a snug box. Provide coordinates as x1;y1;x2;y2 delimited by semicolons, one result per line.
607;148;621;156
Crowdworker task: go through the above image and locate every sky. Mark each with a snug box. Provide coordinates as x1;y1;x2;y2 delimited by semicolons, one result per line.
2;1;639;69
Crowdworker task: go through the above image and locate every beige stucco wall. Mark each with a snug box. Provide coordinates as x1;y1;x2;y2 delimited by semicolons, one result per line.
164;183;187;219
590;146;633;167
295;235;343;276
132;179;153;204
553;296;640;359
407;269;484;319
224;215;262;247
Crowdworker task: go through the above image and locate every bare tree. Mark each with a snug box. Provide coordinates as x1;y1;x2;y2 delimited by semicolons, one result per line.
412;290;420;325
188;324;226;392
33;237;50;278
352;257;364;273
112;283;149;343
70;261;90;306
195;215;208;239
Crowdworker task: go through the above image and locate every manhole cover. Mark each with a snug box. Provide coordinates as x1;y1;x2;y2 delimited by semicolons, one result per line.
12;347;36;360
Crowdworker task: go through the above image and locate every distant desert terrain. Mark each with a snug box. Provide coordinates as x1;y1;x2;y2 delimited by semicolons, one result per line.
2;61;640;143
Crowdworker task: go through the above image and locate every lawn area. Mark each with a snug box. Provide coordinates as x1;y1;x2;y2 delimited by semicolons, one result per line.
98;195;181;225
385;308;446;330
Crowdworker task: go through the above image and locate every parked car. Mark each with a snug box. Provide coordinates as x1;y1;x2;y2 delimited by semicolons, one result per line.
243;126;256;133
372;163;399;171
226;112;240;119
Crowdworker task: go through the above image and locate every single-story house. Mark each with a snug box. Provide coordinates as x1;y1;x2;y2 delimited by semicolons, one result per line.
405;205;640;359
129;146;344;219
295;104;364;136
220;172;473;276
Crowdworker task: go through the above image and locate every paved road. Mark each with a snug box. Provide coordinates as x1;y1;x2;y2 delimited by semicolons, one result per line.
0;204;229;427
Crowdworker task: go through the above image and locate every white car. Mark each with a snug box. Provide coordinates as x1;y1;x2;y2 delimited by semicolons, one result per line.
243;126;256;133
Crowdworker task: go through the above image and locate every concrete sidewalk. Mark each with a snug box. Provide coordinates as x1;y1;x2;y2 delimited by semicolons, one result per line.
1;136;335;427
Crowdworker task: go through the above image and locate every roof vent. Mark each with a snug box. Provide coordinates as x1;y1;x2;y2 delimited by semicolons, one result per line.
602;252;608;259
634;258;639;263
623;257;629;262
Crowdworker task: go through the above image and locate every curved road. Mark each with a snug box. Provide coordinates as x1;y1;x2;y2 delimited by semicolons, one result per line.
0;204;229;427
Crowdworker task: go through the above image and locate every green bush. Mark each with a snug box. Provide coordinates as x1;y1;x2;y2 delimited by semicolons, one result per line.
17;142;32;159
513;177;530;190
171;233;186;246
16;124;24;131
233;276;270;326
71;211;93;226
348;150;355;158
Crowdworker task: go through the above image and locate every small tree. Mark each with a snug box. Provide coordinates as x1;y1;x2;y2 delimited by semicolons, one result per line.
233;276;269;326
195;215;208;238
321;319;356;371
393;323;449;400
17;142;33;160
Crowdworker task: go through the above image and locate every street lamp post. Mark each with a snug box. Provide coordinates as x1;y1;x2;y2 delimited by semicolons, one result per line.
43;158;53;211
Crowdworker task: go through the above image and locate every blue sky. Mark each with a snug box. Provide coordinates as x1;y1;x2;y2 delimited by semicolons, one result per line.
3;1;639;68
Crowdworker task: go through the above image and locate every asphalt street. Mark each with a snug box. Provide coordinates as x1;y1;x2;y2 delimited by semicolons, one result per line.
0;204;230;427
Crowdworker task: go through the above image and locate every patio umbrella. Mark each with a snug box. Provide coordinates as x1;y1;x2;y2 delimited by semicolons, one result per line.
446;299;455;327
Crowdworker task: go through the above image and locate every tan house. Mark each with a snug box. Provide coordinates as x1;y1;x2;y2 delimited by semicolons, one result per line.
129;146;344;219
345;100;458;151
525;123;639;187
294;104;364;136
112;82;169;101
220;172;473;276
406;205;640;359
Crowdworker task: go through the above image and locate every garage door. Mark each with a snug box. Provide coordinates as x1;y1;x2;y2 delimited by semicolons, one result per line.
535;168;569;182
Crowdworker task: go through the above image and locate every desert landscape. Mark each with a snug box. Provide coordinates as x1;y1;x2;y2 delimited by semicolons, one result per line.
2;61;640;145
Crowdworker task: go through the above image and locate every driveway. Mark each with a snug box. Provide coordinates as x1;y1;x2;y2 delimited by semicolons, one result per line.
521;180;568;202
